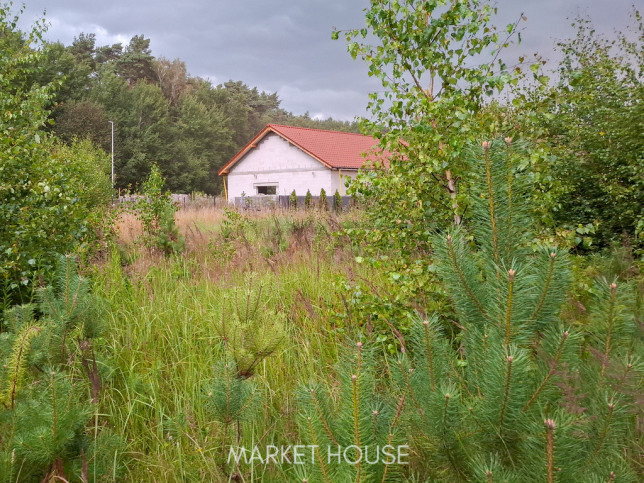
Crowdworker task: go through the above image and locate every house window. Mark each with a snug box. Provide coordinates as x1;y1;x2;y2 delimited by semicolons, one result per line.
256;185;277;195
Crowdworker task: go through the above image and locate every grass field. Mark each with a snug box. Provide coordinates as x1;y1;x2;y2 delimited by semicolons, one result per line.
66;204;644;482
93;207;371;481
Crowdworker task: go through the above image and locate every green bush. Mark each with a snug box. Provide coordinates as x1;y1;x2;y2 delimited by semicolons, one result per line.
297;341;406;482
318;188;328;211
134;164;184;255
0;7;112;311
320;139;644;481
0;255;124;481
523;14;644;250
304;189;313;210
333;189;342;213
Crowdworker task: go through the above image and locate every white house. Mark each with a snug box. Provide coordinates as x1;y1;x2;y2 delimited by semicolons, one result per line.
218;124;383;203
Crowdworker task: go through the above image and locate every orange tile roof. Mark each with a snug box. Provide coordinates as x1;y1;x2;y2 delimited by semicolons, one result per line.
218;124;385;175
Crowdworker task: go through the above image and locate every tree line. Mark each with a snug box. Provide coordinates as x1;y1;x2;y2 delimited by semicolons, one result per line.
35;32;359;194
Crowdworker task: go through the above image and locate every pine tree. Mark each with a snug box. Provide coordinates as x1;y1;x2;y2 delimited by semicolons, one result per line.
394;139;643;481
318;188;328;211
304;189;313;210
203;359;260;468
0;255;124;481
212;276;286;379
333;189;342;213
290;189;298;210
204;276;284;477
296;341;406;482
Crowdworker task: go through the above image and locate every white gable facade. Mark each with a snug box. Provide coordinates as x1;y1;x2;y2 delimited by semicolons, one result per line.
225;132;356;202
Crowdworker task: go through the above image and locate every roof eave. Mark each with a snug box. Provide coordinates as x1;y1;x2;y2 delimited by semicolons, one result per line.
218;124;337;175
217;125;274;175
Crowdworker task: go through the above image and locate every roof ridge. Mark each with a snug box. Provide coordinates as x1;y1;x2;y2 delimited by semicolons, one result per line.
267;123;369;137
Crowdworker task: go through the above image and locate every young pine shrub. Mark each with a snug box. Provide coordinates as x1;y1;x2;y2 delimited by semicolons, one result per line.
397;139;643;481
304;189;313;210
203;359;260;465
212;276;286;379
319;188;328;211
204;276;286;477
290;189;298;210
296;341;406;483
0;255;124;482
333;189;343;213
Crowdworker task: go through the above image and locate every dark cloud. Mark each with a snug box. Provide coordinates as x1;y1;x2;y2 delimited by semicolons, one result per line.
18;0;637;121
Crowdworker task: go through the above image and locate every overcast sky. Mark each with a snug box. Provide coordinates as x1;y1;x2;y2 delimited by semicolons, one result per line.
17;1;638;121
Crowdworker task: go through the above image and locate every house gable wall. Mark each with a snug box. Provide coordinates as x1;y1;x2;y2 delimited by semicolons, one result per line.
227;132;347;201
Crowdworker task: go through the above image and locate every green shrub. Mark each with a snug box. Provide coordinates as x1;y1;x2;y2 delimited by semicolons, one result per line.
135;164;184;255
0;7;113;311
304;189;313;210
383;140;641;480
318;188;328;211
289;189;298;210
296;341;406;482
0;255;124;481
333;189;342;213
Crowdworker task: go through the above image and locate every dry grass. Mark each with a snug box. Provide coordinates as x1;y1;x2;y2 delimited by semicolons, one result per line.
115;206;226;242
113;205;361;285
175;205;228;231
116;206;332;240
115;211;142;244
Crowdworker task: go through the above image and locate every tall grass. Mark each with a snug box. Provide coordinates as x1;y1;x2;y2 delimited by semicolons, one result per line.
94;207;368;481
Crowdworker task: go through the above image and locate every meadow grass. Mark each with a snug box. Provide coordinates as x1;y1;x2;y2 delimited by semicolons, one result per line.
94;207;369;481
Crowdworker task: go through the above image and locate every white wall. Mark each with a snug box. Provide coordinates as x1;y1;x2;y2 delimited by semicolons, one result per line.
226;132;357;201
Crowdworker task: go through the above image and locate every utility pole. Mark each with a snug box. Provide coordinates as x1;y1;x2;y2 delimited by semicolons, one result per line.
108;120;114;189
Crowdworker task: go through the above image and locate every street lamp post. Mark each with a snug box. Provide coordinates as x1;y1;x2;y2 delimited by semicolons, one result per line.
108;121;114;189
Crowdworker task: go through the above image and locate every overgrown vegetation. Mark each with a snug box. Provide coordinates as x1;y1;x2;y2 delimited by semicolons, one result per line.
0;1;642;482
393;139;643;480
0;4;113;311
132;164;184;255
0;256;124;481
522;12;644;249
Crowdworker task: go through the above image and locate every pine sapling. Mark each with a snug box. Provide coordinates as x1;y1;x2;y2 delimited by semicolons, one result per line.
304;190;313;210
0;255;124;481
319;188;328;211
333;189;343;213
297;341;405;482
392;139;642;480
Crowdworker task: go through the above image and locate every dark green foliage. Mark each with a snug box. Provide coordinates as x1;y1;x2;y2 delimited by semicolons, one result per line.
319;188;328;211
52;100;111;151
304;190;313;210
523;13;644;249
392;140;643;481
0;5;112;311
116;34;155;84
333;189;342;213
134;165;184;255
0;255;124;481
296;342;406;482
202;360;262;476
289;189;298;210
204;360;260;426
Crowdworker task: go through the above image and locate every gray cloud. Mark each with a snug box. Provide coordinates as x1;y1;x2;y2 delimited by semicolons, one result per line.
18;0;637;121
